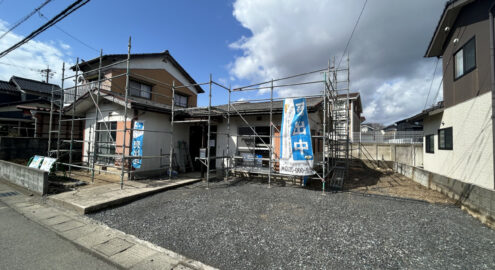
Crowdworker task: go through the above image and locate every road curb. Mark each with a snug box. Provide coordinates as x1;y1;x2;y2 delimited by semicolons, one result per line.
0;182;216;270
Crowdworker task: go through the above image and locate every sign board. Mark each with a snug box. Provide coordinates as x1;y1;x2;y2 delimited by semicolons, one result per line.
279;98;315;175
199;148;206;159
131;121;144;169
29;155;44;169
39;157;56;172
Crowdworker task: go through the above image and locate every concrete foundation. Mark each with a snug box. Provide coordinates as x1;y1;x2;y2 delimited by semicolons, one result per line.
0;160;48;195
394;162;495;228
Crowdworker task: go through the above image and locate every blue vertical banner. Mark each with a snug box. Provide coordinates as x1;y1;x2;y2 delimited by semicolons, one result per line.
279;98;314;175
131;121;144;169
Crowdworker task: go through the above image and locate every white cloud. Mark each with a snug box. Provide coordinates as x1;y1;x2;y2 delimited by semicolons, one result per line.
0;19;74;85
229;0;445;124
59;41;71;51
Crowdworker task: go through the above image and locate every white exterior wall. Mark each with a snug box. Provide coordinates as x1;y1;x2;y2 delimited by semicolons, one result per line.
136;111;181;174
423;91;494;190
82;104;189;175
82;102;134;163
215;112;322;170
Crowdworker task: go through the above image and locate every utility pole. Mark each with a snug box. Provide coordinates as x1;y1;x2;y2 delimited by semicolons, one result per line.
40;66;53;83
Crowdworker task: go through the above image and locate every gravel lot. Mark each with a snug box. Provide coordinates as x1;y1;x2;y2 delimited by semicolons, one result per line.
90;179;495;269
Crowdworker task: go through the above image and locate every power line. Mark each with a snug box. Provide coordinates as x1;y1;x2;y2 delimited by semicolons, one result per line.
0;0;52;41
337;0;368;69
0;0;90;59
431;78;443;106
423;58;440;110
0;61;44;72
37;11;99;53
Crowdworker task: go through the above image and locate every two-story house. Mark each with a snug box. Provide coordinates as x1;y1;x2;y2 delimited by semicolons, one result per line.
67;51;204;177
423;0;495;190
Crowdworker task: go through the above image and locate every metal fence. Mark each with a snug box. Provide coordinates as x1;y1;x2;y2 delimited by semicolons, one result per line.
353;131;423;144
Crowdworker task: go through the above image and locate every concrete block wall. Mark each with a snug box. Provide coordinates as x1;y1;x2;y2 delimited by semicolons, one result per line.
394;162;495;228
353;143;423;167
0;160;48;195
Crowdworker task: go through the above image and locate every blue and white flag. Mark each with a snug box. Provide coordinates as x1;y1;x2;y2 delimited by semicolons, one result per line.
279;98;315;175
131;121;144;169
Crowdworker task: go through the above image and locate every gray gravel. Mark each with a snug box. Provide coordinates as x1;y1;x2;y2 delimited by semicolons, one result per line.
89;180;495;270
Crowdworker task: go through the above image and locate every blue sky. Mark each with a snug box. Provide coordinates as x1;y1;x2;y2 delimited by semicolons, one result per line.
0;0;445;124
0;0;252;105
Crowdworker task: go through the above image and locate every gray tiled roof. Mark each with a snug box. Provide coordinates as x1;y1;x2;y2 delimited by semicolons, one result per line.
0;80;17;92
180;97;324;117
11;76;60;94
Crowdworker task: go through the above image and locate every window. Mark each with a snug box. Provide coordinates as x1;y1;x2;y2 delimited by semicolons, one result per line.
129;80;151;99
425;134;434;153
96;122;117;164
438;127;453;150
454;37;476;79
238;126;271;146
174;93;188;107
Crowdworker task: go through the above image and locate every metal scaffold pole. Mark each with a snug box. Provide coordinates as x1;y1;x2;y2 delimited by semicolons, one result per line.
226;84;231;180
120;37;131;190
47;85;54;155
269;79;273;188
91;49;103;183
169;81;175;179
346;54;350;181
56;62;65;161
68;58;79;177
206;74;212;189
322;67;327;194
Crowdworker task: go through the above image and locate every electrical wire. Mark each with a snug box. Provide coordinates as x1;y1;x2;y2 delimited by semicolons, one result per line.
0;0;90;59
37;11;98;53
337;0;368;69
0;0;52;41
0;61;43;72
423;58;440;110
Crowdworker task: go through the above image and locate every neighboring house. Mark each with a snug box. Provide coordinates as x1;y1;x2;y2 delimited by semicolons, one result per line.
0;76;61;137
361;124;375;133
68;51;204;176
421;0;495;190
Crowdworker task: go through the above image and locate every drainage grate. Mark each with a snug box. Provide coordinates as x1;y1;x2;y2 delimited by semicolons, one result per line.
0;191;19;197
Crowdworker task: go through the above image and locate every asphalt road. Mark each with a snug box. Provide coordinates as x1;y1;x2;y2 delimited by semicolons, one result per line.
91;180;495;270
0;200;117;270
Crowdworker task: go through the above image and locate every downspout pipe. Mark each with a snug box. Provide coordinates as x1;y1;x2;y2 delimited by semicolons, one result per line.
489;3;495;189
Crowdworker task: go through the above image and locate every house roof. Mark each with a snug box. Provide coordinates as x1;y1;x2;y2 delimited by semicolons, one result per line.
179;96;327;118
425;0;475;57
10;76;61;95
64;89;172;116
0;79;18;93
0;98;52;108
398;101;445;124
179;92;362;117
71;51;205;93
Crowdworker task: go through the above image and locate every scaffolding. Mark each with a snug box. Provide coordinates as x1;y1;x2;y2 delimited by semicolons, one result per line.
47;38;351;192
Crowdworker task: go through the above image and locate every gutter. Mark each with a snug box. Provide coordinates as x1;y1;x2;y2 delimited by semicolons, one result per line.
490;2;495;189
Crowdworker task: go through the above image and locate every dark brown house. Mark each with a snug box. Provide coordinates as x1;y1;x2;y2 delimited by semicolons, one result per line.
422;0;495;190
